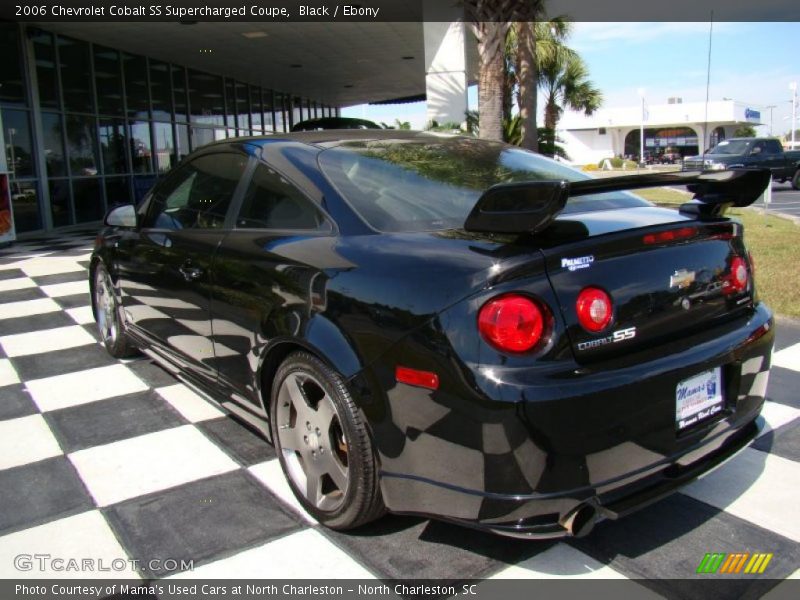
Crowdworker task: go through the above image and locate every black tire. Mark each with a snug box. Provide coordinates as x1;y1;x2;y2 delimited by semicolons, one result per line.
792;169;800;191
92;262;138;359
270;351;385;529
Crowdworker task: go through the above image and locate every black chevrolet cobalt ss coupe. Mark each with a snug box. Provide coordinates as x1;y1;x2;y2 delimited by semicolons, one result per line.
91;131;774;539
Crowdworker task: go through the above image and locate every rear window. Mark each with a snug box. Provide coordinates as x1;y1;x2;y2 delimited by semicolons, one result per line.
318;138;649;232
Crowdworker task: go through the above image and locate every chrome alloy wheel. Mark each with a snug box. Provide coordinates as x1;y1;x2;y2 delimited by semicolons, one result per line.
276;371;350;511
94;267;118;345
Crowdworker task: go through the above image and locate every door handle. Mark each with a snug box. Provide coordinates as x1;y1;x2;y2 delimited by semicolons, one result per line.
179;262;203;282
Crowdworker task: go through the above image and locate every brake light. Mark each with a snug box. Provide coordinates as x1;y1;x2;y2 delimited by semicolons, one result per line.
576;287;613;332
643;227;697;245
478;294;545;353
728;256;748;293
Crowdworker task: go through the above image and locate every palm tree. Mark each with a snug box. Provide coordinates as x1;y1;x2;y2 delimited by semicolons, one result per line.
539;49;602;135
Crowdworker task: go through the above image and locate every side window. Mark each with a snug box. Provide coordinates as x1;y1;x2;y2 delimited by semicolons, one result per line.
143;152;248;230
236;164;330;231
751;140;766;154
765;140;783;154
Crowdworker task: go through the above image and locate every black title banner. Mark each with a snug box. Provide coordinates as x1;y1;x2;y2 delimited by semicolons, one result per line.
2;0;800;23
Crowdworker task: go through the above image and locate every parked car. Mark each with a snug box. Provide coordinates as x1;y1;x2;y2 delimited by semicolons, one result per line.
291;117;381;132
683;137;800;189
92;131;773;539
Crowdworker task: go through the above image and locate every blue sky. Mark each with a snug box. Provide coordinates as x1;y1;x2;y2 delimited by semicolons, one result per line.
343;22;799;136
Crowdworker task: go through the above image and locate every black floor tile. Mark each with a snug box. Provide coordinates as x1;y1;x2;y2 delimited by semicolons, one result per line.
0;311;75;336
569;493;800;600
45;390;187;453
0;384;39;420
767;367;799;409
0;287;45;304
10;343;116;381
197;416;275;467
103;470;302;577
751;417;800;462
127;359;178;388
0;269;26;281
0;457;95;535
30;271;89;286
324;514;547;580
53;292;91;309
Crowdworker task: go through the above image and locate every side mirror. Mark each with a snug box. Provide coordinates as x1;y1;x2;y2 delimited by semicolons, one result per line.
750;146;762;155
104;204;137;228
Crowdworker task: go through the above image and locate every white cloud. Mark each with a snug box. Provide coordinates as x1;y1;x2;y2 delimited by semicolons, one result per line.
571;22;743;51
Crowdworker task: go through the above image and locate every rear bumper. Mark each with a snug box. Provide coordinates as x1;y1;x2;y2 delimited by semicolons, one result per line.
372;303;774;538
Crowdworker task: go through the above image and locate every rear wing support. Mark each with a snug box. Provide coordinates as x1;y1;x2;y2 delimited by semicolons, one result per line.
464;168;771;235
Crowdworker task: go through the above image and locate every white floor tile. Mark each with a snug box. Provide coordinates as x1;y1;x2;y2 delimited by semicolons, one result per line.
20;258;86;278
0;414;62;469
0;511;137;579
40;280;90;298
27;364;148;412
758;401;800;437
0;297;61;320
0;325;95;357
773;343;800;372
248;459;316;524
682;447;800;542
0;277;35;292
0;358;20;387
490;542;630;580
155;384;225;422
69;425;239;506
168;529;374;579
65;305;96;325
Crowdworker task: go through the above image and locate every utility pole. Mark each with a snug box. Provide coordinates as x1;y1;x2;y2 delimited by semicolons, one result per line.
790;82;798;149
637;88;646;167
764;105;776;136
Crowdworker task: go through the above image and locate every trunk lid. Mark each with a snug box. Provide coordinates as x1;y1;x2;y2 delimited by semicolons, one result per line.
542;207;753;363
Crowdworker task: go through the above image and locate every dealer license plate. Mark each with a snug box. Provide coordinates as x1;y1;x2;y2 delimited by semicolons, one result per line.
676;368;724;430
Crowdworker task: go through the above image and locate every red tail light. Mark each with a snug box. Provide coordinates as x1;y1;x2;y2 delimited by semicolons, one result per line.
576;287;613;332
728;256;748;293
478;294;545;353
643;227;697;245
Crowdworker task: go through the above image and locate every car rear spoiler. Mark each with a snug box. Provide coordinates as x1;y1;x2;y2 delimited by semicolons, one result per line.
463;168;771;235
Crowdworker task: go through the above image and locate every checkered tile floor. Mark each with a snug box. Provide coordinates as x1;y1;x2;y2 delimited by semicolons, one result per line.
1;232;799;595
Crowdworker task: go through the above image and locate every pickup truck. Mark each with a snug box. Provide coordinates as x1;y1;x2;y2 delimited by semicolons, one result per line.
683;137;800;189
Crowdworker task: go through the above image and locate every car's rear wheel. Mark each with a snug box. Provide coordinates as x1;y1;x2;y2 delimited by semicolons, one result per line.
93;262;138;358
270;351;385;529
792;169;800;191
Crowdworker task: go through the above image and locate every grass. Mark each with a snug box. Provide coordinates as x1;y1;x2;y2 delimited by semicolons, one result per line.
634;187;800;318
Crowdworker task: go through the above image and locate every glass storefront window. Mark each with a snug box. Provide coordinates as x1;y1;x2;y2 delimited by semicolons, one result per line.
58;37;93;114
124;54;149;119
65;115;100;176
250;86;263;133
273;94;286;132
94;45;124;116
99;119;128;174
172;66;188;123
129;121;152;173
32;31;59;110
41;112;67;177
2;109;36;178
224;79;236;128
190;126;215;149
175;123;189;160
153;121;175;173
236;82;249;131
105;176;131;207
189;70;224;126
150;60;172;121
73;177;104;223
49;178;72;227
0;23;26;106
8;180;41;233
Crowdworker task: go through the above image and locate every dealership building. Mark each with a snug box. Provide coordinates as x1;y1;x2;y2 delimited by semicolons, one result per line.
0;11;475;237
558;98;765;165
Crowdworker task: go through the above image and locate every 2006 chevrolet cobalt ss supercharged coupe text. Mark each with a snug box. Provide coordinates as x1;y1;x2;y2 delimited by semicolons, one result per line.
91;131;774;539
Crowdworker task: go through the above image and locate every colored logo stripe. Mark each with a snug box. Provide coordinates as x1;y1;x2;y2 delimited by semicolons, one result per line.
697;552;773;574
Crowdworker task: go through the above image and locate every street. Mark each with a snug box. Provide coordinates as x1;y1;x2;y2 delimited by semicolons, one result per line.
756;180;800;219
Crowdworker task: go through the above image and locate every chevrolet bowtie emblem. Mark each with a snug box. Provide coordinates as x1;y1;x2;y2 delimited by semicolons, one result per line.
670;269;696;289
